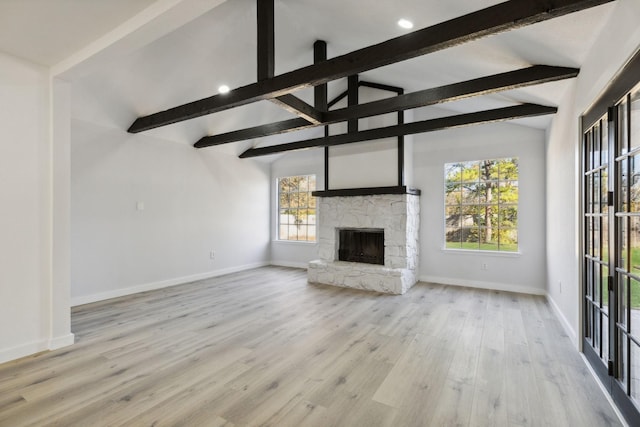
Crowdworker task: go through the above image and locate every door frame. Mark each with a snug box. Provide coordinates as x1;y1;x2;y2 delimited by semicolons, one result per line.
581;47;640;425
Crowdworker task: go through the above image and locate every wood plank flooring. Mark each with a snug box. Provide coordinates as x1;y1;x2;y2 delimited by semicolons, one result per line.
0;266;623;426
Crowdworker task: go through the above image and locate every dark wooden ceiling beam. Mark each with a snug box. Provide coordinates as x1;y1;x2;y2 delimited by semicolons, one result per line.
327;89;349;109
325;65;578;123
129;0;611;133
238;103;557;158
257;0;322;124
314;41;328;111
359;81;403;94
194;65;577;148
270;94;323;124
257;0;274;81
196;118;313;148
348;75;359;133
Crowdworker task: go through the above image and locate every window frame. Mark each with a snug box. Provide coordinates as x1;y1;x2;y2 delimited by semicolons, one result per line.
443;157;519;253
276;174;317;243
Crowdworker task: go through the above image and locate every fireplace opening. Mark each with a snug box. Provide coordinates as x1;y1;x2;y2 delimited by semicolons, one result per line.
338;228;384;265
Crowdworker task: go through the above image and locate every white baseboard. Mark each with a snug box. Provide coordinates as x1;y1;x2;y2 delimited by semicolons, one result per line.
419;275;546;296
71;262;269;306
270;260;309;269
0;332;76;366
49;333;75;350
0;339;48;365
546;294;578;347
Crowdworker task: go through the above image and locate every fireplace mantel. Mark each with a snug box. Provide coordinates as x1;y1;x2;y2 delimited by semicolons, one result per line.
312;185;421;198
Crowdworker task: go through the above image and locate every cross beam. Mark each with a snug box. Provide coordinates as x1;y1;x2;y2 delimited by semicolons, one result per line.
238;104;557;158
193;65;578;148
128;0;611;133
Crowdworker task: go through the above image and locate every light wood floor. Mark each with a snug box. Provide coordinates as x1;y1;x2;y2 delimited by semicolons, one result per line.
0;266;623;426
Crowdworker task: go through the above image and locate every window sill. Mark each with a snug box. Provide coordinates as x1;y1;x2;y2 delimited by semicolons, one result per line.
441;248;521;257
273;240;318;245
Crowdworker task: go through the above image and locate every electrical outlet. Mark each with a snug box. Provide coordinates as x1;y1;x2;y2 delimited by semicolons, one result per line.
481;263;488;271
210;251;215;260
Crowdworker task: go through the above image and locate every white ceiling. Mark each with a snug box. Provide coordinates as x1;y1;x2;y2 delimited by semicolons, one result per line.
0;0;158;66
0;0;618;155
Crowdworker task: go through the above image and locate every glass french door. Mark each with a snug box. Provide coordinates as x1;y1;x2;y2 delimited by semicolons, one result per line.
583;83;640;423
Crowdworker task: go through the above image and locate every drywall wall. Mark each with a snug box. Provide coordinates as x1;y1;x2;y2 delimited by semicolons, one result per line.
327;86;404;190
270;149;323;267
70;120;271;304
0;52;73;363
546;0;640;345
414;121;547;295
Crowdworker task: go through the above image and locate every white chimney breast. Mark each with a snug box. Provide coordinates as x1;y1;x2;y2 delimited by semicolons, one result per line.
308;193;420;294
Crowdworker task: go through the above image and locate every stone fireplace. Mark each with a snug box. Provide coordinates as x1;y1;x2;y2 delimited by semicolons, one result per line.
308;188;420;294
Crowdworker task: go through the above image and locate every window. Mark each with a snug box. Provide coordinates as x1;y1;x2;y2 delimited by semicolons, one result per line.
277;175;316;242
444;158;518;252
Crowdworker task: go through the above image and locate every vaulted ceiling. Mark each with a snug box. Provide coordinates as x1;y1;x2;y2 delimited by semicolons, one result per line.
1;0;618;159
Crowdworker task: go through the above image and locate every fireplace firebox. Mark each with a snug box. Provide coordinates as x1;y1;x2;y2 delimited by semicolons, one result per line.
338;228;384;265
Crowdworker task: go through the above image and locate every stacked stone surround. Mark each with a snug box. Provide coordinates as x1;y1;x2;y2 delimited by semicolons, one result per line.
308;193;420;294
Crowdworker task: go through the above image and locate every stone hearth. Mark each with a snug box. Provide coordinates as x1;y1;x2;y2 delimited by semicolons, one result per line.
308;192;420;294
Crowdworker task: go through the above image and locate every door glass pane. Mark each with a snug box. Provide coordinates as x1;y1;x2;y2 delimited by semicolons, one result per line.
584;131;593;171
632;278;640;338
594;171;601;214
603;216;609;264
594;305;601;354
621;275;629;328
620;334;628;391
631;218;640;276
602;265;609;307
586;261;593;299
602;168;609;215
621;217;629;271
585;300;593;342
620;97;629;155
631;90;640;151
594;263;601;303
594;124;601;168
603;313;609;364
586;174;593;213
584;218;593;255
631;342;640;405
621;158;629;213
632;155;640;212
602;116;609;167
594;216;601;259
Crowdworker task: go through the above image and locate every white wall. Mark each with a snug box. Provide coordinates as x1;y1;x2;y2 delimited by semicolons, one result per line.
327;86;406;189
414;122;547;295
546;0;640;345
0;52;73;363
270;149;322;268
70;120;271;305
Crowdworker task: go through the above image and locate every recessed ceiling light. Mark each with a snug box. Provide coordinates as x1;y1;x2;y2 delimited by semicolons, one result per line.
218;85;230;94
397;18;413;29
